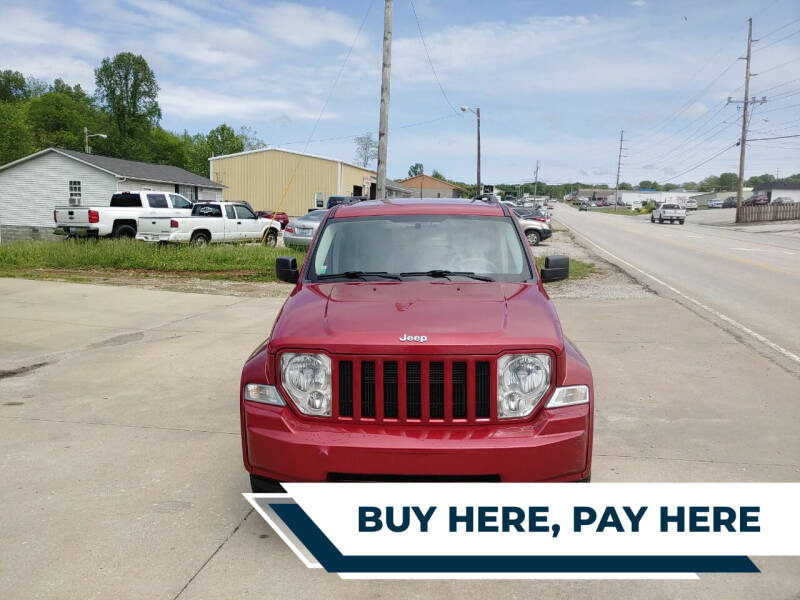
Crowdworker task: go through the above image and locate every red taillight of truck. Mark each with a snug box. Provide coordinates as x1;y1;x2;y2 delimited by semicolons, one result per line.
285;225;294;233
170;219;179;228
535;216;547;223
88;210;99;223
53;210;57;223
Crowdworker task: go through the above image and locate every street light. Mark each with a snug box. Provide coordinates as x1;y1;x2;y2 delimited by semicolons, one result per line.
84;127;107;154
461;106;481;196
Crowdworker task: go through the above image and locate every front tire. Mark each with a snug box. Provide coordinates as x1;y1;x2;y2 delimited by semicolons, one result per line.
650;215;655;223
190;232;210;246
526;230;541;246
679;219;685;225
264;229;277;247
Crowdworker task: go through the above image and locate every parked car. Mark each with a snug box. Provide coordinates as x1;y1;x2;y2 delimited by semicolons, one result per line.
684;198;698;211
651;203;686;224
136;201;281;246
326;195;363;209
241;197;593;492
256;210;289;229
722;196;737;208
772;196;798;204
707;199;724;209
514;211;552;245
283;209;327;248
578;203;588;212
745;195;769;206
54;191;193;238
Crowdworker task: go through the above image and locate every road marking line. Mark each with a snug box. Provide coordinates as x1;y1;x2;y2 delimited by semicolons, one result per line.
729;247;797;255
571;230;800;367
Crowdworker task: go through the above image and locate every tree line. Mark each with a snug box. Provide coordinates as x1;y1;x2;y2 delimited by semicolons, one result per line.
0;52;263;176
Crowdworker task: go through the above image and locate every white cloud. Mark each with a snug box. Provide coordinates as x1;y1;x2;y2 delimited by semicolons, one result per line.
251;2;365;49
159;85;335;121
684;102;709;118
0;7;105;56
630;0;647;6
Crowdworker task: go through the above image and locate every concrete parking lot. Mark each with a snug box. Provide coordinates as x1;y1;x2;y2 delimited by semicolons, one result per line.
1;277;799;599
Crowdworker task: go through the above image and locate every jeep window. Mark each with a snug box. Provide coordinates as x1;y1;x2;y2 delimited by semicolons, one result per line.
310;215;532;282
235;205;257;219
225;205;236;219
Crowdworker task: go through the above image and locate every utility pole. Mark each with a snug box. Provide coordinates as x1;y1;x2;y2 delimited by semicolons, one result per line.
614;129;625;213
476;108;481;195
376;0;392;200
729;18;766;222
84;127;90;154
735;18;753;222
533;160;539;200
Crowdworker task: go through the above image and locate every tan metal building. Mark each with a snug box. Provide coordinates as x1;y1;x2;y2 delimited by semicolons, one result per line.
209;147;380;216
396;174;466;198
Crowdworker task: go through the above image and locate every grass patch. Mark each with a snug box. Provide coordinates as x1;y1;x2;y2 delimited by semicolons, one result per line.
535;256;596;279
0;239;307;282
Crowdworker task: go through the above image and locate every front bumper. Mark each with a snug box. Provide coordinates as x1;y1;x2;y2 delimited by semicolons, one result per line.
243;401;591;483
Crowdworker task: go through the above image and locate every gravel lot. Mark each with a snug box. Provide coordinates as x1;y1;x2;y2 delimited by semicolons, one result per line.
530;224;651;300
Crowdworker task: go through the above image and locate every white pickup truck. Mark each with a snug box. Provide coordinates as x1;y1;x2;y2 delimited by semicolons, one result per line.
136;201;281;246
54;191;194;238
651;203;686;224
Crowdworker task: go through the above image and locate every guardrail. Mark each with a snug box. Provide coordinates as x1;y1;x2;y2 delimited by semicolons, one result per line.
736;203;800;223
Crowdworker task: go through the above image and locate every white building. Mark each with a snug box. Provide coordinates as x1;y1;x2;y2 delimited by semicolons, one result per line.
0;148;223;242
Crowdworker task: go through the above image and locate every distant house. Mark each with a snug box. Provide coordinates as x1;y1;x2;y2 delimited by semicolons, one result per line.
754;181;800;204
397;174;466;198
577;188;615;202
0;148;223;242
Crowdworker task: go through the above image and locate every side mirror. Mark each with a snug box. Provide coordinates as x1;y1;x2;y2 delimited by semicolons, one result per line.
540;255;569;282
276;256;299;283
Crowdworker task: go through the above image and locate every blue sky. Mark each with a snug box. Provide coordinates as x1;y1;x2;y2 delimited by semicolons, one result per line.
2;0;799;185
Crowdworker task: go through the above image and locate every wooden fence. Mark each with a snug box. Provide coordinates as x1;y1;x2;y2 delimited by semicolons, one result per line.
737;203;800;223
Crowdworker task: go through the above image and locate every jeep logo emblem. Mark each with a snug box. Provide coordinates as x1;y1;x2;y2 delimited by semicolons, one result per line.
399;334;428;343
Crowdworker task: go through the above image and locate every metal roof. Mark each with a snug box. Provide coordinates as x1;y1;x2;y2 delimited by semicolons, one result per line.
0;148;223;189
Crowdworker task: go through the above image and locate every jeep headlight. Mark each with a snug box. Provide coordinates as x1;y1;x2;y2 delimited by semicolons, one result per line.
497;353;551;418
280;353;332;416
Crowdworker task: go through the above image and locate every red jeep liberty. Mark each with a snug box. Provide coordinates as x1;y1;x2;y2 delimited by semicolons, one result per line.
240;198;593;491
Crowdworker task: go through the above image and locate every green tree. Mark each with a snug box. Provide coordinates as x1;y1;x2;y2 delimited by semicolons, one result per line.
718;172;739;191
94;52;161;139
698;175;720;192
662;183;679;191
618;182;633;190
26;92;101;151
638;180;660;190
408;162;423;177
745;173;776;188
237;126;264;151
0;102;36;164
431;169;446;180
0;70;28;102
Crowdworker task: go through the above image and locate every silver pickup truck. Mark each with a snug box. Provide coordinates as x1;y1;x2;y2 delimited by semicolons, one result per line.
651;203;686;225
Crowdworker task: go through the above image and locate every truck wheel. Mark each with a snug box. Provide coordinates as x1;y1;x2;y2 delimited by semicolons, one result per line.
658;217;663;224
250;474;285;493
191;232;210;246
112;224;136;238
264;230;277;247
650;215;655;223
526;230;540;246
679;219;685;225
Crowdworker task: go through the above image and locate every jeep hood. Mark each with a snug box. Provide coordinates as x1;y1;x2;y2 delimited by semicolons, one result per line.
269;281;564;355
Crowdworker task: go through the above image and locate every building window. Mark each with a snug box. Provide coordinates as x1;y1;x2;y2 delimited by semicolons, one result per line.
69;180;81;205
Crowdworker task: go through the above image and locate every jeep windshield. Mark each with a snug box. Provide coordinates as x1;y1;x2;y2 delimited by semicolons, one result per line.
309;215;533;282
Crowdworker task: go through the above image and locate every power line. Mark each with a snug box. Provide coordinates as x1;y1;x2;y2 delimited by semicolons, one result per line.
757;16;800;40
409;0;459;114
661;142;740;183
747;133;800;141
755;56;800;75
756;27;800;52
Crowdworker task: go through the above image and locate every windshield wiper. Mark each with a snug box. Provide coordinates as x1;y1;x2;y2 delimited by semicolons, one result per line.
400;269;494;282
317;271;402;281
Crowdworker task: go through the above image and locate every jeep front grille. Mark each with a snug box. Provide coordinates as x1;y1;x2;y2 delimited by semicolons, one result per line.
333;356;496;423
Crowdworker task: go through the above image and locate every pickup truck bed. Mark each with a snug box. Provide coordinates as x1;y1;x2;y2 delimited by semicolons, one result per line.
651;203;686;224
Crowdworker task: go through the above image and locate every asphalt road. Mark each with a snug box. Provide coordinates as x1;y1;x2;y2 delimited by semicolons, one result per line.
2;278;799;599
554;204;800;374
